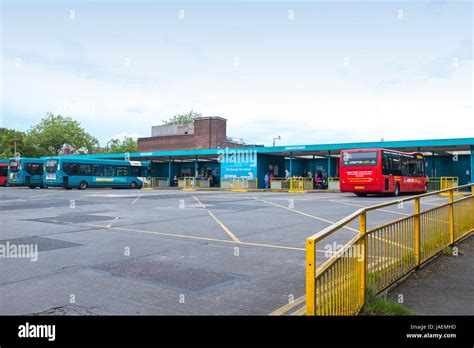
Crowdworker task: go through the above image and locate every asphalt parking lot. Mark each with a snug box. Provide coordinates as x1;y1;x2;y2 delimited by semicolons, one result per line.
0;187;450;315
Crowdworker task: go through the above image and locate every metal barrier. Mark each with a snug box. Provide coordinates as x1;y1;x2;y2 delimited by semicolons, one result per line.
427;177;459;193
328;177;340;191
221;178;258;191
270;178;289;191
142;177;169;190
306;184;474;315
289;177;312;193
178;177;210;190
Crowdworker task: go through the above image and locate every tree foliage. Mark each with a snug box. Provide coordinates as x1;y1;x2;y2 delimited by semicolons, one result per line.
103;136;138;154
162;110;203;125
0;128;43;158
27;113;99;156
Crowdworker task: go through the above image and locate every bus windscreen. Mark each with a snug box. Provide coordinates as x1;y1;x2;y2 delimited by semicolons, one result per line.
9;160;20;172
342;151;378;166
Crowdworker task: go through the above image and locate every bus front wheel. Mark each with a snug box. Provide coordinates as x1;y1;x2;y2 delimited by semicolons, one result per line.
130;181;138;189
393;183;400;197
78;181;88;190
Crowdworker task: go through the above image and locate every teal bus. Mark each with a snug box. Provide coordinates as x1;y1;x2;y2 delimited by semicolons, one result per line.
7;158;46;188
43;157;150;189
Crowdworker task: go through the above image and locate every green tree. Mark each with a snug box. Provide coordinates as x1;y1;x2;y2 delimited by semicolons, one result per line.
107;136;138;154
0;128;42;158
27;113;99;155
162;110;203;125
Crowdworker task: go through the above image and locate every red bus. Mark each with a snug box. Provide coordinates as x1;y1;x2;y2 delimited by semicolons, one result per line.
0;163;8;186
339;148;427;196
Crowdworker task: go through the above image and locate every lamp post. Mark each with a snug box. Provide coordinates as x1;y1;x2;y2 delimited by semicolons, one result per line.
13;137;20;156
273;136;281;147
106;140;113;153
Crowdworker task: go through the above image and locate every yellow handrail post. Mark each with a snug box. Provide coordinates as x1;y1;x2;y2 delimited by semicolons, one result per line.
359;211;367;306
449;189;454;245
306;239;316;316
414;197;421;266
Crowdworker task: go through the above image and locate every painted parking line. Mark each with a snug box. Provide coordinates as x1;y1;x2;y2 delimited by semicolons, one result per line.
207;211;241;243
192;195;206;209
254;197;359;233
85;222;310;252
132;195;143;204
269;295;306;316
330;200;409;216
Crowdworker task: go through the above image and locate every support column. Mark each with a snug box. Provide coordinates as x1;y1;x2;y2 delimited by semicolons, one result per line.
431;151;436;178
168;157;172;186
327;151;331;178
312;155;315;178
195;156;198;178
289;152;293;176
471;145;474;183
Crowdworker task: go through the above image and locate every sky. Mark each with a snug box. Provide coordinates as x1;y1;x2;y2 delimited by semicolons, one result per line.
1;0;473;147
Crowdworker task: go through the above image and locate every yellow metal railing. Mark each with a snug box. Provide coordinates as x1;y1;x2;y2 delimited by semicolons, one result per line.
289;177;312;193
178;177;210;190
306;184;474;316
270;178;290;191
328;177;340;191
427;176;459;192
142;177;169;189
220;178;258;191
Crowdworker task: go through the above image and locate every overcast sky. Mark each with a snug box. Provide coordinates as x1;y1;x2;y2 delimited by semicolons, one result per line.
1;0;472;147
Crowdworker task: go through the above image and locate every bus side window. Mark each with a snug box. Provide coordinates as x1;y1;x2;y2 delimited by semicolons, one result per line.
93;165;105;176
104;166;113;176
117;166;128;176
130;167;139;177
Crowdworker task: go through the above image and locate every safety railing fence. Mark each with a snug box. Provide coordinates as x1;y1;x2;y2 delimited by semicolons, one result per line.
427;176;460;192
270;177;290;191
328;177;340;191
289;177;313;193
306;184;474;316
220;178;258;191
178;177;210;190
141;177;169;189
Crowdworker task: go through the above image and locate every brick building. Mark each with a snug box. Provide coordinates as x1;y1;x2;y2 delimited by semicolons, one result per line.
138;117;257;151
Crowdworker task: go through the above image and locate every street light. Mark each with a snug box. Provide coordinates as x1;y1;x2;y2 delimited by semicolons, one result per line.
13;137;20;156
106;140;113;153
273;136;281;147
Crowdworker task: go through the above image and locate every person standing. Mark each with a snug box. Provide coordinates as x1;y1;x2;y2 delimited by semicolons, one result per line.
264;172;270;189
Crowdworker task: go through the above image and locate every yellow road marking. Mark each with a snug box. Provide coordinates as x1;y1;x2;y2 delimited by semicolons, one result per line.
330;200;409;216
369;234;414;251
269;295;306;316
106;217;120;228
290;305;306;316
255;197;359;233
208;211;241;243
192;195;206;209
85;223;310;252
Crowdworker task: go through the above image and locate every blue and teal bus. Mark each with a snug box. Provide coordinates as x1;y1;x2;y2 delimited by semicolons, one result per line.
7;158;46;188
43;157;150;189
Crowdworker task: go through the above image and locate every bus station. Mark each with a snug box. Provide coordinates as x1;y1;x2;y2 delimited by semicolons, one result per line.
1;122;473;316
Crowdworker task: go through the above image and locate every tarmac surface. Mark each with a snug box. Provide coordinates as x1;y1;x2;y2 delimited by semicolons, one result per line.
0;187;451;315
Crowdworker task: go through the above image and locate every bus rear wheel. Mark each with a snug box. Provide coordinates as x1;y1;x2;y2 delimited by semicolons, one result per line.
78;181;88;190
393;183;400;197
355;193;367;197
28;186;36;189
130;181;138;189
